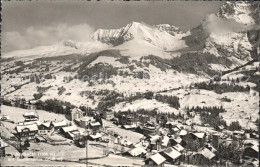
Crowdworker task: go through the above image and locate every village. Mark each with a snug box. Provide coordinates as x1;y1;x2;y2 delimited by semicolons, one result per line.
0;99;259;167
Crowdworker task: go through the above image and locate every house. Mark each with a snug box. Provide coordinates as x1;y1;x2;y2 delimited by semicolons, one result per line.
51;120;67;131
190;147;216;166
15;123;38;141
75;117;95;128
122;124;137;130
173;144;184;152
88;132;102;141
118;113;134;125
161;136;170;148
89;122;101;131
215;125;224;132
143;121;157;135
124;146;147;157
179;130;187;137
0;139;8;157
243;145;259;159
35;136;47;143
170;137;184;147
23;111;39;122
145;153;166;166
60;126;81;140
190;132;206;145
38;121;54;135
70;108;84;121
159;147;182;165
147;135;161;151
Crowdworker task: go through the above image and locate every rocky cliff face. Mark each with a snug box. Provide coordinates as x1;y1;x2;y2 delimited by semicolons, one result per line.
184;1;259;65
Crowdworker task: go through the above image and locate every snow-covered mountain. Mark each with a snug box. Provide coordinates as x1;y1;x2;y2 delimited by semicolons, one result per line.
217;1;259;25
92;21;187;51
184;1;259;66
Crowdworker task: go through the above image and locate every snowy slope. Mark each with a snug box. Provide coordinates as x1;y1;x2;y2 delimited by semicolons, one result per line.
3;40;110;59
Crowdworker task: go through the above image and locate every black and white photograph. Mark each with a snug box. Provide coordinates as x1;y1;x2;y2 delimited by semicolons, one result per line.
0;0;259;166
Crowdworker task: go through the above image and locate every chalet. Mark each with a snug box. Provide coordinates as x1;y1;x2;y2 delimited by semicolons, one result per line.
122;124;137;130
75;117;95;128
70;108;84;121
147;135;162;151
170;137;184;147
51;120;67;131
145;153;166;166
23;111;39;122
190;132;206;145
143;121;157;135
173;144;184;152
88;133;102;141
161;136;171;148
60;126;81;140
0;139;8;157
15;123;38;141
243;145;259;159
159;147;182;165
118;113;134;125
158;114;168;127
179;130;188;137
190;147;216;166
124;146;147;157
89;122;101;131
35;136;47;143
38;121;54;135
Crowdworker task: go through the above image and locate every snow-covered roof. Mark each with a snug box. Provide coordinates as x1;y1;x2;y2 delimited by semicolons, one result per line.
16;124;38;133
173;127;179;132
163;147;181;160
234;130;244;134
173;144;184;152
90;133;102;139
61;126;78;133
174;137;182;144
147;153;166;165
199;147;215;160
42;121;51;128
162;136;170;147
52;120;67;127
23;111;38;117
123;124;137;129
179;130;187;136
90;122;101;127
79;117;95;122
193;132;205;139
251;145;259;152
127;147;147;156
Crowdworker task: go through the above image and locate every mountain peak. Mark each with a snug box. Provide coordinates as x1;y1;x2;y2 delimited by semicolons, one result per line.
217;1;259;25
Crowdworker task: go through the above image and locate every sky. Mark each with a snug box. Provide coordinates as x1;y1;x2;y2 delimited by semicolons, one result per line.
2;1;224;53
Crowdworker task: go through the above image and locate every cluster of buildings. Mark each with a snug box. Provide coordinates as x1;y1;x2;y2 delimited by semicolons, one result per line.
115;112;259;166
13;108;103;143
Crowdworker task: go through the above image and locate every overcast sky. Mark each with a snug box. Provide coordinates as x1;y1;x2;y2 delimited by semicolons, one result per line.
2;1;223;53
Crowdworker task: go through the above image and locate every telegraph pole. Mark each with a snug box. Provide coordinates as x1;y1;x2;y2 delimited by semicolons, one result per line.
84;129;89;167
